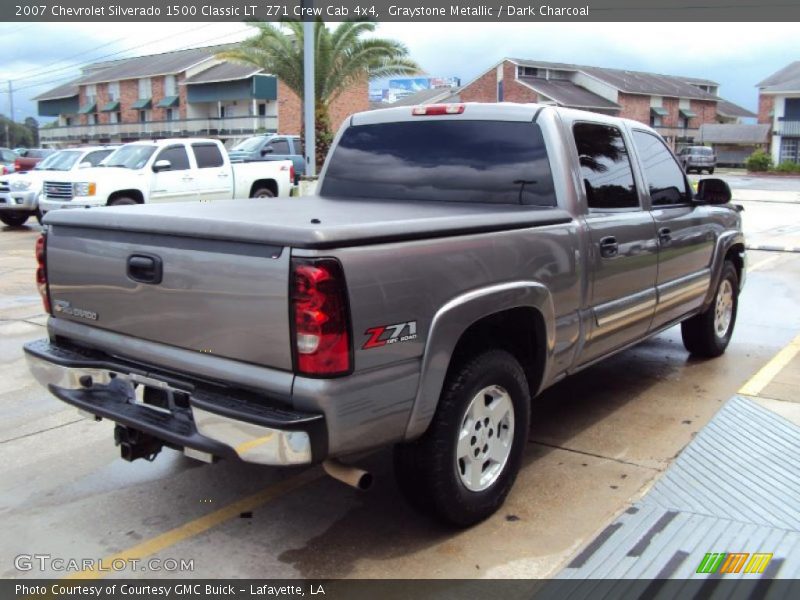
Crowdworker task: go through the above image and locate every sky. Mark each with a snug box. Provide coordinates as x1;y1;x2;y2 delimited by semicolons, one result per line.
1;21;798;122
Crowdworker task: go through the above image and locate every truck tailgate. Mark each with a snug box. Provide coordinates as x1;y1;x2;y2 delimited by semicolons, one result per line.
46;225;292;371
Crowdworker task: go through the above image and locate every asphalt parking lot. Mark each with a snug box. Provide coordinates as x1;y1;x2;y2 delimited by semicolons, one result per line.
2;174;799;580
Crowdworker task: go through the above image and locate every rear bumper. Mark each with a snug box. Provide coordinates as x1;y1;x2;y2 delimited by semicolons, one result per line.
40;197;101;213
0;190;38;211
24;338;326;465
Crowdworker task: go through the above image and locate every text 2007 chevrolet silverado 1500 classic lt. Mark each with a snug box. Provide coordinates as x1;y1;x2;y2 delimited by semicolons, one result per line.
25;103;745;526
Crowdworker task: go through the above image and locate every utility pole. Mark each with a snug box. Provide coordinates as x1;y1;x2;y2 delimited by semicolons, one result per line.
302;2;316;177
8;80;13;123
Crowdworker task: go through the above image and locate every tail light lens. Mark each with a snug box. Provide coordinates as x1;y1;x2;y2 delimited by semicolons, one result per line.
412;103;465;116
290;164;296;184
291;258;351;376
14;159;22;172
35;233;51;314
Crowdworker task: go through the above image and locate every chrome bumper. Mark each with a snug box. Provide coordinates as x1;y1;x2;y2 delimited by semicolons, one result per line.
25;340;324;466
0;190;38;211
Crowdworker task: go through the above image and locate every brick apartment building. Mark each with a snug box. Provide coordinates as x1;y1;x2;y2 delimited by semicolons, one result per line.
757;61;800;165
452;58;753;149
35;45;368;146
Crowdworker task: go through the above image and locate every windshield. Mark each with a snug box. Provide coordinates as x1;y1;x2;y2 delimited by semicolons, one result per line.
35;150;82;171
104;145;157;169
691;147;713;156
321;120;556;205
231;136;266;153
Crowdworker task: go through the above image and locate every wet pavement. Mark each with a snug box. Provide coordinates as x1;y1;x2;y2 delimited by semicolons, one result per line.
1;187;799;580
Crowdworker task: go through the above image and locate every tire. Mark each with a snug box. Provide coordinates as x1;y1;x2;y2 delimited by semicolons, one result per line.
108;197;137;207
684;164;691;174
708;168;715;175
681;261;739;358
394;349;531;527
0;212;30;227
35;209;43;225
252;187;275;198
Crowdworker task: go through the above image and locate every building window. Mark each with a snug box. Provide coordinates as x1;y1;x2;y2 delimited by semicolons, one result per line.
164;74;177;97
87;113;97;126
109;112;118;124
139;110;148;123
650;115;662;128
780;137;799;164
116;111;121;123
679;116;688;129
85;84;97;105
107;81;120;101
138;78;152;98
517;66;540;78
165;108;174;121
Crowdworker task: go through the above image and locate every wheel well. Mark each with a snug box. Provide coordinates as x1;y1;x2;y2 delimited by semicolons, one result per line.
250;179;278;197
447;307;547;400
107;190;144;205
725;243;745;289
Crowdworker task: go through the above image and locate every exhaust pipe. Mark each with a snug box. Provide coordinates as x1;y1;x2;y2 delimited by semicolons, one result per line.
323;459;373;491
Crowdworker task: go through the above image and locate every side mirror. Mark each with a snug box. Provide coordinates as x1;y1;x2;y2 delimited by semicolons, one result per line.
695;178;732;205
260;146;274;156
152;159;172;173
78;161;93;169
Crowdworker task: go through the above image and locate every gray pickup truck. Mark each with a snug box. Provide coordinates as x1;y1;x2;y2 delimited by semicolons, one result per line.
25;103;744;526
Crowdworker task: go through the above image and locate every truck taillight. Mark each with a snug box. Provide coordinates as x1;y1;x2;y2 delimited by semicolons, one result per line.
412;104;465;116
35;233;51;314
290;164;296;184
291;258;351;377
14;159;22;172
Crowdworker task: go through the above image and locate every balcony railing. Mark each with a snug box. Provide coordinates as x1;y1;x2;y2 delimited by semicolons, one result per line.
777;118;800;137
40;116;278;143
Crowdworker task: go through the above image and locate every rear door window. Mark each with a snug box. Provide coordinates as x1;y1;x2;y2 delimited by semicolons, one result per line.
192;143;224;168
321;120;556;206
572;122;639;209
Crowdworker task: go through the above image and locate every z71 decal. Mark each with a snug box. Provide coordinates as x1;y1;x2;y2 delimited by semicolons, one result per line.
363;321;418;349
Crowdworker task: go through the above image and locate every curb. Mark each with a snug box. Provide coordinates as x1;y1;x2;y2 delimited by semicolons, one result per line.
746;244;800;253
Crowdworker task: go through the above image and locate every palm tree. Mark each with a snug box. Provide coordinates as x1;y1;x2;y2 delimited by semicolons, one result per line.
219;20;421;167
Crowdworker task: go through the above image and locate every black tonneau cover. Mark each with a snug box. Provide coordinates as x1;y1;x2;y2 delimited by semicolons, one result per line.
44;196;572;249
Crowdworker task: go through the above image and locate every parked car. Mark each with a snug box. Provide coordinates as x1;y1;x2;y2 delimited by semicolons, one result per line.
0;146;116;227
39;138;293;214
14;148;56;172
678;146;716;174
0;147;19;174
26;104;745;527
228;134;305;184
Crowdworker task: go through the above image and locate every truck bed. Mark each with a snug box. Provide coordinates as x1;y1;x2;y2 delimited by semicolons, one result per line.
43;196;573;249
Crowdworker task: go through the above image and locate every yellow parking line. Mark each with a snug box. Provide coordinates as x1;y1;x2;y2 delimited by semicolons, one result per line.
739;332;800;397
65;467;323;580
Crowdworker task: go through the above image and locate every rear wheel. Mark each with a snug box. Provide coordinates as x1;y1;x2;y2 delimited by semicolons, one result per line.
394;349;530;527
0;212;30;227
681;261;738;358
252;187;275;198
708;168;715;175
108;197;137;207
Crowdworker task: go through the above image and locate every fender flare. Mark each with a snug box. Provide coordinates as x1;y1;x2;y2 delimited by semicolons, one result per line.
403;281;556;440
702;230;745;309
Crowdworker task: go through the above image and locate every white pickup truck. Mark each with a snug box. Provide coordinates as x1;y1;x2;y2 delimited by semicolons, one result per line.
40;138;293;213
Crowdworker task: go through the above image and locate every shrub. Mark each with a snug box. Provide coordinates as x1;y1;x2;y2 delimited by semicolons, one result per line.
774;160;800;174
745;149;772;172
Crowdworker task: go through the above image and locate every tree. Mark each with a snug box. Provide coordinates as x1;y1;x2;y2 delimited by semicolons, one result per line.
219;20;420;168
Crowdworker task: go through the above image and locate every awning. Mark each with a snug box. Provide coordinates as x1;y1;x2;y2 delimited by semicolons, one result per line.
680;108;697;118
155;95;179;108
132;98;152;109
650;107;669;116
100;101;120;112
78;102;96;114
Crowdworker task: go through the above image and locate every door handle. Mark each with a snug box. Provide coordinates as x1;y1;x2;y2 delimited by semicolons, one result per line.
217;173;230;178
127;254;163;284
599;236;619;258
658;227;672;244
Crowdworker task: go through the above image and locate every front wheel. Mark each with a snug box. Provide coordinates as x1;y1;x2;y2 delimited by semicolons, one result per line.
0;212;30;227
708;168;715;175
108;197;137;207
394;349;530;527
681;261;739;358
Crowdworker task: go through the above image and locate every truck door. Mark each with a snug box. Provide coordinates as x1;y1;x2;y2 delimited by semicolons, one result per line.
150;144;196;203
190;142;231;200
572;122;660;364
630;129;716;330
